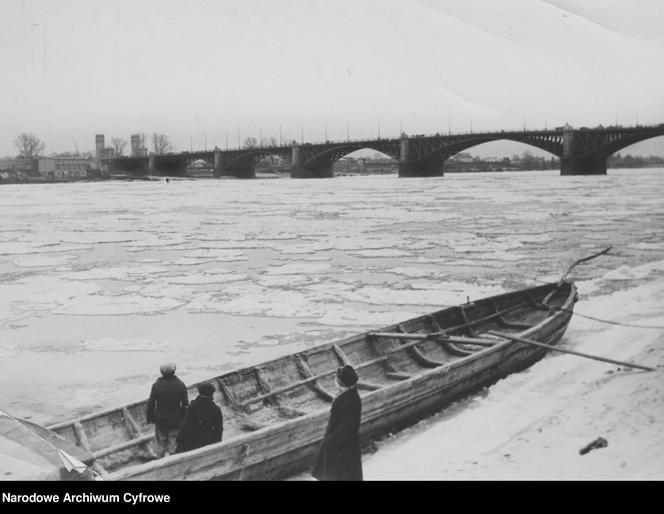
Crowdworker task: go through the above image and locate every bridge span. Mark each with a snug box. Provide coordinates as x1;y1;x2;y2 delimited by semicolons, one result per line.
102;123;664;178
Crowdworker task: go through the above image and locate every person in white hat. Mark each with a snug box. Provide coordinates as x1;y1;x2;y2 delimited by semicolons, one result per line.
146;363;189;458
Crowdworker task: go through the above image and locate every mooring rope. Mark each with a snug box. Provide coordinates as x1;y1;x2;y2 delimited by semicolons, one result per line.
553;306;664;330
529;246;664;330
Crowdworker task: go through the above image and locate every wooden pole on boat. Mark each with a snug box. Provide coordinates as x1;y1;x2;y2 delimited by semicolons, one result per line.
487;331;655;372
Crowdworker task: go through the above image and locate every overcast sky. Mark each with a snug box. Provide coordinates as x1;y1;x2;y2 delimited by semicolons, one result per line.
2;0;664;157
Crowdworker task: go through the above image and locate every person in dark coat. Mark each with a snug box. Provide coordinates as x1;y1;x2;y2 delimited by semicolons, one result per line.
312;364;363;481
176;383;223;454
146;363;189;458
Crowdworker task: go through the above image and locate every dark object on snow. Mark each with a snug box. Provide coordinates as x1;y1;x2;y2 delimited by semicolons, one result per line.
579;437;608;455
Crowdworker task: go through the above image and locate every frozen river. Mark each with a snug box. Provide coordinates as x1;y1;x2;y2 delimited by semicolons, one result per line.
1;169;663;429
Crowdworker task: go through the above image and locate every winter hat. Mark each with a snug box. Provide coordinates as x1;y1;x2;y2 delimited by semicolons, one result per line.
160;363;176;376
336;365;358;388
198;383;215;397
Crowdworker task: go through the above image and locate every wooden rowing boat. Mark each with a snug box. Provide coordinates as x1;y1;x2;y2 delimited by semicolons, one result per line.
47;280;578;480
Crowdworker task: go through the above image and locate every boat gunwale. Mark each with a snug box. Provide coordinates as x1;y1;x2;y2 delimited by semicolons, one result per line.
106;281;576;480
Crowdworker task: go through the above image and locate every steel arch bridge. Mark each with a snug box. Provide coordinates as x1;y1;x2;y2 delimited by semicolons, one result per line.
104;123;664;178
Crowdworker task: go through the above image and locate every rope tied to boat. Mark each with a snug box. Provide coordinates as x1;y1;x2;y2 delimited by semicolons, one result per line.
534;246;664;330
552;306;664;330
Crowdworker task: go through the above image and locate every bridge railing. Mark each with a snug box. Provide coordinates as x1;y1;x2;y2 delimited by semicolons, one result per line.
104;123;663;160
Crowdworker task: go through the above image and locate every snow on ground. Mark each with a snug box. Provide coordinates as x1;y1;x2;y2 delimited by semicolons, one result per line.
358;279;664;480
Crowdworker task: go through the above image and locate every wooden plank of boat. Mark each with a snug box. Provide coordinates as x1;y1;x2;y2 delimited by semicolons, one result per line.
73;421;92;452
396;324;442;367
237;336;473;409
385;371;412;381
217;378;264;432
490;299;534;330
47;280;578;481
332;344;352;366
293;354;334;402
426;314;475;357
368;334;403;377
357;381;383;391
369;332;498;347
254;369;308;418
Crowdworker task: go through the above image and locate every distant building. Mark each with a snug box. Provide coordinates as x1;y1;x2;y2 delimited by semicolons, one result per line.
131;134;148;157
95;134;116;163
0;158;40;181
451;152;473;163
0;158;35;172
37;157;93;180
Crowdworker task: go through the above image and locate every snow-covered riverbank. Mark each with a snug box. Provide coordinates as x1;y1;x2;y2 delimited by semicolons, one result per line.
362;278;664;480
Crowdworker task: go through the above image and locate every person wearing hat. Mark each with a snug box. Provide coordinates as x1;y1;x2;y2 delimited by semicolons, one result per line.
146;363;189;458
176;382;223;454
312;364;363;481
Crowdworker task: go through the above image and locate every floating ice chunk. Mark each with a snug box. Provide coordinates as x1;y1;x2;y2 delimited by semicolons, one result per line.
222;291;324;318
315;306;423;327
300;255;332;262
170;257;217;266
266;263;330;275
324;236;405;251
0;242;91;255
258;275;319;287
602;261;664;281
13;255;76;267
337;283;504;306
351;249;413;258
183;249;247;261
54;294;184;316
81;337;169;353
0;277;101;325
252;232;301;241
189;287;324;318
46;231;145;245
191;240;266;249
124;235;188;248
279;243;334;254
60;266;171;281
631;242;664;251
385;267;445;279
161;273;248;285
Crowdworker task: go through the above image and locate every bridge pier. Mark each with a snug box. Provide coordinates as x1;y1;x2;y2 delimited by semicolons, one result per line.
398;162;445;177
290;146;333;178
219;166;256;179
398;136;444;177
560;125;606;175
560;156;607;175
290;165;333;178
213;149;223;177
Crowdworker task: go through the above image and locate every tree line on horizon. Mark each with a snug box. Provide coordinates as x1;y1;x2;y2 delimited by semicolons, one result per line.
5;132;173;160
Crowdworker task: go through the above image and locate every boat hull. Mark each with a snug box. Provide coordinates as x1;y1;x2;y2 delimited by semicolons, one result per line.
104;283;575;480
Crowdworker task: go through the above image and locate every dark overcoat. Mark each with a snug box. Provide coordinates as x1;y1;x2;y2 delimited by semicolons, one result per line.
146;375;189;430
312;387;363;481
176;395;223;453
